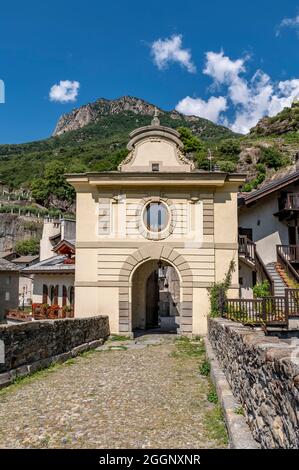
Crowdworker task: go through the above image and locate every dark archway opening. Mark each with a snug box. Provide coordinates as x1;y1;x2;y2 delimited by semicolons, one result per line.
132;259;180;334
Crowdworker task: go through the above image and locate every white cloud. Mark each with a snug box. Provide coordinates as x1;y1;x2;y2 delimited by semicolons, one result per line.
229;72;299;134
176;95;227;122
203;50;246;84
151;34;196;73
276;14;299;36
49;80;80;103
176;50;299;134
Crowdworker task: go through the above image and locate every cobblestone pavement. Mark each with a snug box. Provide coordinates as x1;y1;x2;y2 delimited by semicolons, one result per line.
0;335;227;449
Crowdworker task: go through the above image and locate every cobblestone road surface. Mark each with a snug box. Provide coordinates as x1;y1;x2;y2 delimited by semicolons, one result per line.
0;334;227;448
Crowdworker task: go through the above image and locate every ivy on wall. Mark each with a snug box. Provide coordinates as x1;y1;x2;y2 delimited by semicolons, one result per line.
208;260;236;317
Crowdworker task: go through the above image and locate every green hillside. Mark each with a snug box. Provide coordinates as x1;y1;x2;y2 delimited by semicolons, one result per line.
1;97;299;210
0;110;237;189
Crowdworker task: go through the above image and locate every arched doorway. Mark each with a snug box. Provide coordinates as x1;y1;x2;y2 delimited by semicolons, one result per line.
131;259;180;333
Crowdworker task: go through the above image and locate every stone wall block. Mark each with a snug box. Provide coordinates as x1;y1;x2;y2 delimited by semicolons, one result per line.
208;317;299;449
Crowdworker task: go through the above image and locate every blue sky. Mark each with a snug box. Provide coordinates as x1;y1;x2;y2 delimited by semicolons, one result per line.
1;1;299;143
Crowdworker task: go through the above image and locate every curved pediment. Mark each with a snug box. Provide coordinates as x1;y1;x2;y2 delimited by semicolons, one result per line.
119;122;194;173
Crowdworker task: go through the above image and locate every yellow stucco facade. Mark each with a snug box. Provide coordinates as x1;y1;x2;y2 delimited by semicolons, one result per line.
67;119;244;335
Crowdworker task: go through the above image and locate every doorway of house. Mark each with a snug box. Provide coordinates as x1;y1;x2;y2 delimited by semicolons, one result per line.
131;259;180;333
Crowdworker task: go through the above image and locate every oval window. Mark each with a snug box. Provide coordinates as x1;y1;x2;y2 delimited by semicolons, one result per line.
144;202;169;233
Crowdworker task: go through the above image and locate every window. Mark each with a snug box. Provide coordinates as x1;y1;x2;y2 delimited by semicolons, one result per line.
62;285;67;306
49;286;55;305
152;163;160;172
49;285;59;305
69;286;74;306
5;292;10;301
143;202;169;233
42;284;48;304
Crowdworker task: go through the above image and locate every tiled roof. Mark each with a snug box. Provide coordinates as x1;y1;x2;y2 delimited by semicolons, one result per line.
239;170;299;206
22;255;75;274
0;251;14;259
13;255;39;264
0;258;20;272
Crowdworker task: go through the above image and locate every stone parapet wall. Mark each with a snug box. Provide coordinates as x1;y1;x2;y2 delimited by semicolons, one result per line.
0;316;110;388
208;317;299;448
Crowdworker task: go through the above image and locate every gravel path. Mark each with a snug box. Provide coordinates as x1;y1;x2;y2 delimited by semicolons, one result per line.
0;334;227;449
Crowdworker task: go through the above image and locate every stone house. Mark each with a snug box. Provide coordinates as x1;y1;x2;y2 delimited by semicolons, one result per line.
12;255;39;307
67;115;244;335
238;169;299;298
23;218;75;308
0;258;19;321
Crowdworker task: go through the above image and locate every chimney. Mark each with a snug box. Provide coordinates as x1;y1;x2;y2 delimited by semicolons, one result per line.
39;217;61;261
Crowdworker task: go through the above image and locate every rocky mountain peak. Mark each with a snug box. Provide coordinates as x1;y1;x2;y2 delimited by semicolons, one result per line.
53;96;161;136
250;101;299;136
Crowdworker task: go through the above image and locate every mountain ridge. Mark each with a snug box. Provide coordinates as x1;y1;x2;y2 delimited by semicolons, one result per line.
53;95;238;139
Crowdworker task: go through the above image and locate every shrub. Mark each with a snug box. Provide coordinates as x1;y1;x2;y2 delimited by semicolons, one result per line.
255;163;266;174
242;171;266;192
195;153;210;170
260;146;288;169
216;160;236;173
253;280;271;298
216;138;241;161
14;237;40;256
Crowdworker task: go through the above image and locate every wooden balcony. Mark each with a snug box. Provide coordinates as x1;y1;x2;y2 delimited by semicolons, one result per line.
275;193;299;220
238;235;255;263
285;193;299;210
277;245;299;264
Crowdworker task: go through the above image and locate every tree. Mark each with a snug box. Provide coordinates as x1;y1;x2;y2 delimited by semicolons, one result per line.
31;160;75;207
216;138;241;162
178;127;205;153
14;238;40;256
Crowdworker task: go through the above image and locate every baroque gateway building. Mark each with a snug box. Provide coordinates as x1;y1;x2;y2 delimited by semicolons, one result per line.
67;114;244;335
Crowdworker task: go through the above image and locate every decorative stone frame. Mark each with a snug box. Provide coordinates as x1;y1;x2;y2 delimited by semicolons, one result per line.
135;196;177;240
118;245;193;335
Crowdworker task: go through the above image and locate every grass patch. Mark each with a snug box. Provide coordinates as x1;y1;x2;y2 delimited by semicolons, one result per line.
0;346;103;396
207;382;218;404
0;362;61;397
79;348;101;359
171;336;205;358
199;359;211;376
204;404;228;446
234;405;245;416
64;358;76;366
109;334;131;342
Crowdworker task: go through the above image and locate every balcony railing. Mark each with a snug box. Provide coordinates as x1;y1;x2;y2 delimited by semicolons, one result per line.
225;296;288;326
238;235;255;262
284;193;299;210
238;235;274;293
